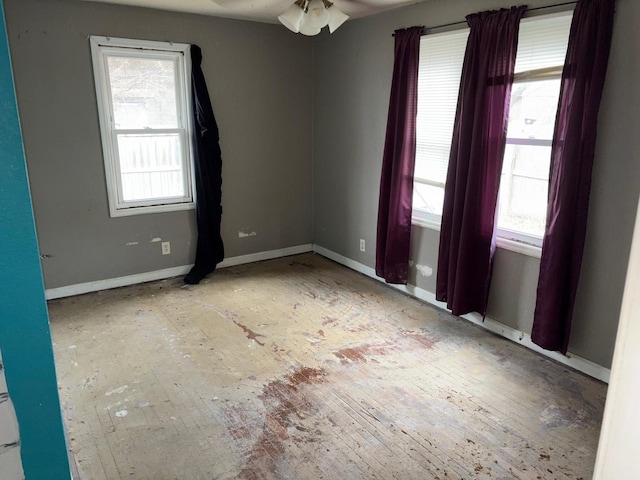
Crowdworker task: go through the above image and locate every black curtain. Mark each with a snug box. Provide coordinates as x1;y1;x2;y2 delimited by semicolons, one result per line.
184;45;224;285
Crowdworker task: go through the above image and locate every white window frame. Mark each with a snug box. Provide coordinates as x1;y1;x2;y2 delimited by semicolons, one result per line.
495;66;563;252
90;36;195;218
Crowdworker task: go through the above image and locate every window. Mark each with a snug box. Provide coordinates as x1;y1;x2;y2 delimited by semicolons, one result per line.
413;13;573;249
497;13;572;246
413;28;469;227
90;36;194;217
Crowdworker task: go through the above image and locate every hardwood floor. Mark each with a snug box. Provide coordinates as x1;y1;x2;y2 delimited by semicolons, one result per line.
48;253;606;479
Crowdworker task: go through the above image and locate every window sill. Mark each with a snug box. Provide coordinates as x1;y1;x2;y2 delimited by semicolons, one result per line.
411;216;542;259
411;214;441;232
109;201;195;218
495;236;542;259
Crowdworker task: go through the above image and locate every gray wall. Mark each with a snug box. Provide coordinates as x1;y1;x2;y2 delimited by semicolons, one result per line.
4;0;313;289
313;0;640;368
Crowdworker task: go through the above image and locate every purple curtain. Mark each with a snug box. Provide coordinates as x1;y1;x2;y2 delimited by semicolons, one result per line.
532;0;616;353
376;26;423;284
436;6;526;317
376;27;424;284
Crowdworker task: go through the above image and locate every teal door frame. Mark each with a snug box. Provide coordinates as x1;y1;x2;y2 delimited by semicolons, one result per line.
0;0;71;477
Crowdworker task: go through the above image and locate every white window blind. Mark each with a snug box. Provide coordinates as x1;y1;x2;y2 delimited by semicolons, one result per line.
413;28;469;224
514;13;573;73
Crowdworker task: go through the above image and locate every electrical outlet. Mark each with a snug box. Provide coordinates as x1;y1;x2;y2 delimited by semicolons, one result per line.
161;241;171;255
359;239;366;252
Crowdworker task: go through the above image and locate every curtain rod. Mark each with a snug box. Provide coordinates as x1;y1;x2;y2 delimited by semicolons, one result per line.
392;1;577;36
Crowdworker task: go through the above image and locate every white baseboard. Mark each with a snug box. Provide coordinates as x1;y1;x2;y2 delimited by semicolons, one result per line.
44;242;609;382
45;244;313;301
312;245;611;383
217;244;312;269
45;265;191;300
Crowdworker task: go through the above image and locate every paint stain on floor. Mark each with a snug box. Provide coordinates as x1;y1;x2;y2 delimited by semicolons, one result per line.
233;320;266;346
237;367;326;479
333;343;390;364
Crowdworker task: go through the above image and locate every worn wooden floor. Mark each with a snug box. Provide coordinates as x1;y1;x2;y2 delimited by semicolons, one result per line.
49;253;607;480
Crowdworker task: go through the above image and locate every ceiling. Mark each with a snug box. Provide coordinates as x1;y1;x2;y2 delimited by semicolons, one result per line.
80;0;427;24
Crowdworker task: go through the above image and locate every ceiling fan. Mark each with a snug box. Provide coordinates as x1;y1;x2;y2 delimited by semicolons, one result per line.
279;0;349;35
211;0;383;35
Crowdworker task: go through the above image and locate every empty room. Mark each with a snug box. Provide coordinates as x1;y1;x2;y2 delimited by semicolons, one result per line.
0;0;638;478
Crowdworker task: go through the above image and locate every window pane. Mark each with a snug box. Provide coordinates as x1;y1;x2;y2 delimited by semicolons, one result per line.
117;134;185;201
498;144;552;237
496;13;571;243
507;79;561;141
413;183;445;217
107;56;179;129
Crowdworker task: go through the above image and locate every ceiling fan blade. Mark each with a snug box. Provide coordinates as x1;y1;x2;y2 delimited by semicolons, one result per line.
332;0;423;17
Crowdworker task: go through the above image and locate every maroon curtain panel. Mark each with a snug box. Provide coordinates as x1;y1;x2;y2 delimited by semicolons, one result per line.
532;0;616;353
436;6;526;317
376;26;423;284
